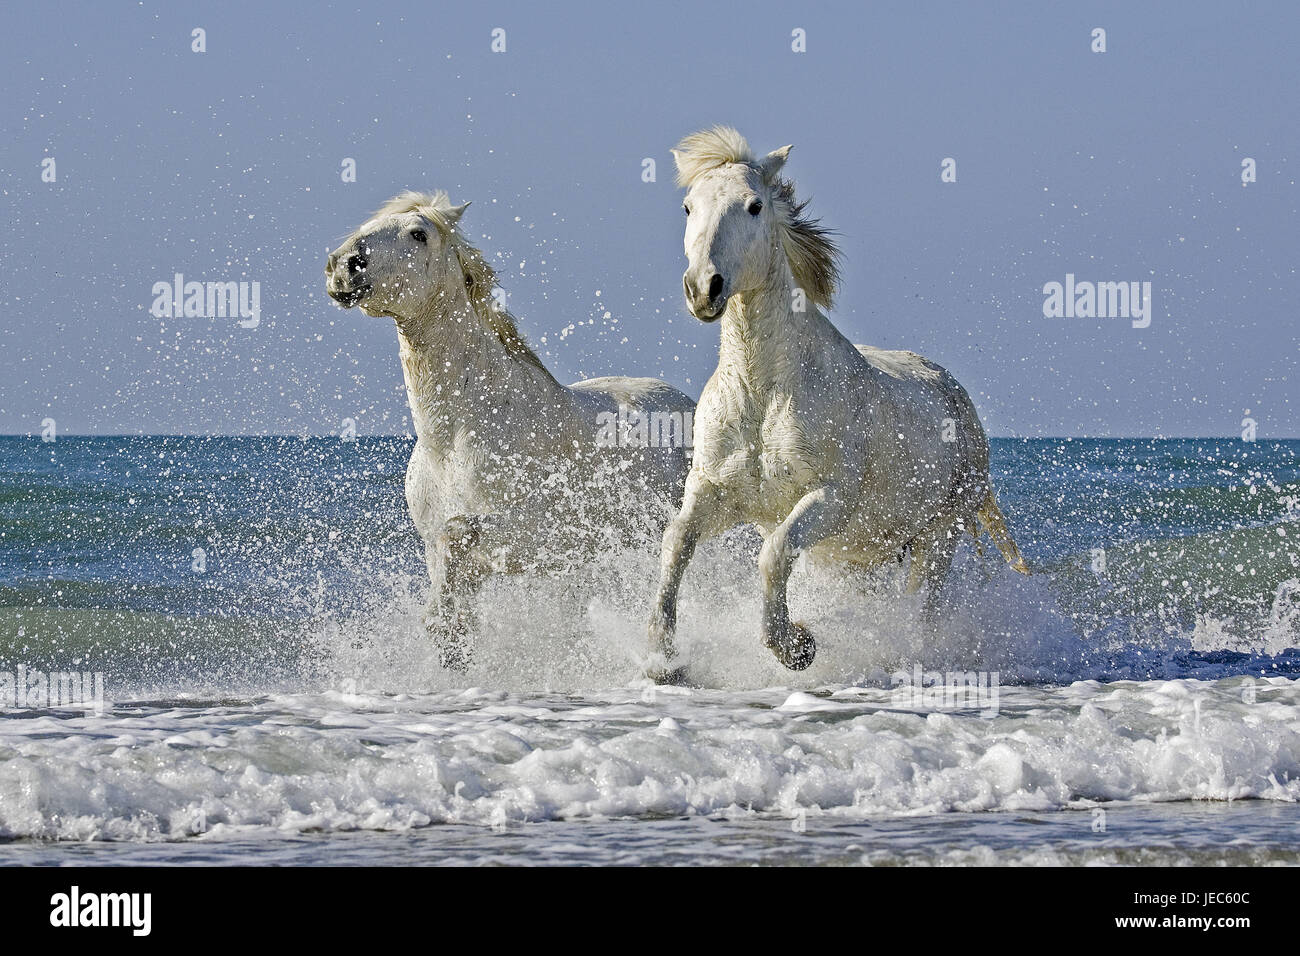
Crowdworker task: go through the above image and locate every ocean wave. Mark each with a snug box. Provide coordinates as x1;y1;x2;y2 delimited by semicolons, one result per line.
1;677;1297;842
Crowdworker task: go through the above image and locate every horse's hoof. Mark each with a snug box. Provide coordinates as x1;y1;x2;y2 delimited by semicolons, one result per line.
426;612;473;673
646;615;681;684
645;663;689;686
768;622;816;671
437;638;472;673
644;642;687;684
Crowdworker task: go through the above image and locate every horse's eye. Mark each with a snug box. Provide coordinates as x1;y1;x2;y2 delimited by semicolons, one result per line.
410;229;428;244
748;200;763;216
683;204;690;216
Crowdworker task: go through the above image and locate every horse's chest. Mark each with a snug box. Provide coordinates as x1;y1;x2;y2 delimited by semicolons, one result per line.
698;396;818;510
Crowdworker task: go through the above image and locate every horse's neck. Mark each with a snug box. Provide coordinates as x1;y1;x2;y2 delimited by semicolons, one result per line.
719;269;824;395
395;286;566;453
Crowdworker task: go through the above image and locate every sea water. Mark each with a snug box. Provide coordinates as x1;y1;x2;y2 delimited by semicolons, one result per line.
1;436;1297;864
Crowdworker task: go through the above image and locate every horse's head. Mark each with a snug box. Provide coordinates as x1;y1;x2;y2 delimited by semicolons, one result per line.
325;191;472;319
672;127;839;321
326;192;547;370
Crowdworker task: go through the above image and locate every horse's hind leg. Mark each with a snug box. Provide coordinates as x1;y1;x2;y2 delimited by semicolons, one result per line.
905;527;959;625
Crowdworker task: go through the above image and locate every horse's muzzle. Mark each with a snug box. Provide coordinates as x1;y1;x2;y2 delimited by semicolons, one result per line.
327;281;370;308
325;246;371;308
684;271;727;321
687;298;726;322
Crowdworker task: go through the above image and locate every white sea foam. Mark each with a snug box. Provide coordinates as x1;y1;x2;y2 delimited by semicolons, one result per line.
1;674;1297;843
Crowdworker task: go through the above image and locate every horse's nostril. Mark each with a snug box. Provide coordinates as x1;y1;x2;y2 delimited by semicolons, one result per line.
346;252;367;277
708;274;724;299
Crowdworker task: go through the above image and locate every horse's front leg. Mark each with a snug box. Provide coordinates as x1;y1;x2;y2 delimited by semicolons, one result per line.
758;486;850;671
424;514;493;672
647;473;728;682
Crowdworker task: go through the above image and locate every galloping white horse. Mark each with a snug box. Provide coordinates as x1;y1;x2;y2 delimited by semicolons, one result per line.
648;128;1027;680
326;192;695;670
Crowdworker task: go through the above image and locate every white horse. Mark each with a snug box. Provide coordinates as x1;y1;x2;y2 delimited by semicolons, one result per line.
326;191;695;670
647;128;1027;680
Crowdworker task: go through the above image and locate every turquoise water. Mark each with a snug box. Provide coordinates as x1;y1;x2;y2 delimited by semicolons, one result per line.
1;436;1298;863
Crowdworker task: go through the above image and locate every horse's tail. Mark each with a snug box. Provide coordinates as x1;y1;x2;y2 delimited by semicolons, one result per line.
974;489;1030;575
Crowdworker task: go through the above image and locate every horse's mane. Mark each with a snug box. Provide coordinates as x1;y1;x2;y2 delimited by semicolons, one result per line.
673;127;842;310
370;191;551;374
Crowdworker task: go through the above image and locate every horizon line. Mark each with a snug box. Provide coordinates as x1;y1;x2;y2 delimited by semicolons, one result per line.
3;432;1297;442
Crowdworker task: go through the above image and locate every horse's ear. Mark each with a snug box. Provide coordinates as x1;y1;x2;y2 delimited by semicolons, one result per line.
446;201;471;224
757;145;792;184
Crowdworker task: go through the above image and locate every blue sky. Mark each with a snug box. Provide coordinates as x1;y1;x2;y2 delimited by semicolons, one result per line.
1;0;1296;436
